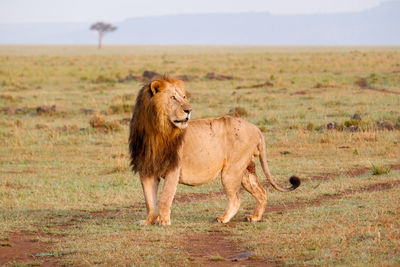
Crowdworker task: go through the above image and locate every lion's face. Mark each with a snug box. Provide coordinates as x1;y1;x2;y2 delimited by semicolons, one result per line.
150;79;192;129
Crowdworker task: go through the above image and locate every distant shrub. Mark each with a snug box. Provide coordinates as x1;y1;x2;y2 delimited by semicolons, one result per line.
355;73;379;89
326;122;337;130
369;73;379;83
355;77;369;88
314;82;324;88
341;119;373;131
306;122;315;131
351;113;362;121
344;119;361;128
376;120;394;131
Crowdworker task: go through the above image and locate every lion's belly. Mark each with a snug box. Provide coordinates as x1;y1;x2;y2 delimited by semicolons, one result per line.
179;155;224;186
178;119;226;186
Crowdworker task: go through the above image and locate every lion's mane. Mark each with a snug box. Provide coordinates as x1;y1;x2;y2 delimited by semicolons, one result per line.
129;77;186;177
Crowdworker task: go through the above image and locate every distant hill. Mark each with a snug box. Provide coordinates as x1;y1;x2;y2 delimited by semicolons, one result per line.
1;1;399;45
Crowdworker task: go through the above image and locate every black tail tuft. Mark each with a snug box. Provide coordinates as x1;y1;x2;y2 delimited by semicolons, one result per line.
289;176;301;189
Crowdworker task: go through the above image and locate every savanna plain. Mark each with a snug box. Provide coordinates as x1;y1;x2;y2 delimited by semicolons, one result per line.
0;45;399;266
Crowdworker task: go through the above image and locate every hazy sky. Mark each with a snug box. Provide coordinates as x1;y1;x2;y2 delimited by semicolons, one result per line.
0;0;394;23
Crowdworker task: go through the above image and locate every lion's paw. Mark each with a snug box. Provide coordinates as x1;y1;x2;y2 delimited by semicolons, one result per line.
244;215;261;222
137;220;153;226
155;216;171;226
216;216;229;224
137;220;148;226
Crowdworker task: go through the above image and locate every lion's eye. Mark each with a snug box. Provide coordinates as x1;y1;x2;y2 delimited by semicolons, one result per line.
183;95;186;99
171;96;177;101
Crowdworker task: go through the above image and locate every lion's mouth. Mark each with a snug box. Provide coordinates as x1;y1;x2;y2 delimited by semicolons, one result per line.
173;118;189;124
172;117;189;129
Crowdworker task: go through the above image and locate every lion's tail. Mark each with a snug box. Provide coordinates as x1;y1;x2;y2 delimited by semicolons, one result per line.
258;132;300;192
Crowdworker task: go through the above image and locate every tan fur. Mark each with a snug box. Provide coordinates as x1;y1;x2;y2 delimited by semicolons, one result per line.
129;77;300;225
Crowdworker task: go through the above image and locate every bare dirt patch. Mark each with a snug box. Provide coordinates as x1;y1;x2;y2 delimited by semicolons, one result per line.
308;167;370;182
0;233;59;266
362;87;400;95
355;77;400;95
304;164;400;183
174;191;223;203
182;230;276;266
236;80;274;89
290;90;308;95
205;72;235;81
89;203;146;219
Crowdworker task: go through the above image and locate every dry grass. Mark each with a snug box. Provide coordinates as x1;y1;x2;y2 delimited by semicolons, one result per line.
0;45;399;266
89;113;122;132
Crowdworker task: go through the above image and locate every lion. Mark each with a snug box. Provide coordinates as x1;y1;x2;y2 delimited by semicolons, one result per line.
129;76;300;225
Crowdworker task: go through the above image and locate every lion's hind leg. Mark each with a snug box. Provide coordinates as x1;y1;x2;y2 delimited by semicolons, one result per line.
217;167;242;224
241;161;267;222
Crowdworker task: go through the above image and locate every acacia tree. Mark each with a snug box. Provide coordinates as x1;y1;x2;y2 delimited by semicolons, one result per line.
90;22;117;49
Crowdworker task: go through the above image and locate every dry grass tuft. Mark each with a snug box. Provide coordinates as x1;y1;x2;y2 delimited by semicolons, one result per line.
209;255;227;261
89;113;121;132
36;105;65;115
228;107;249;117
112;94;136;102
93;75;116;84
89;113;106;128
105;104;133;115
0;95;22;103
376;120;394;131
355;77;369;88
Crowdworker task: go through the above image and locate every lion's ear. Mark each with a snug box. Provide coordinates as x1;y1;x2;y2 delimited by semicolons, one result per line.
150;80;166;96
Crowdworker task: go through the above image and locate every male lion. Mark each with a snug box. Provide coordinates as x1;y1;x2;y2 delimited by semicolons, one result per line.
129;76;300;225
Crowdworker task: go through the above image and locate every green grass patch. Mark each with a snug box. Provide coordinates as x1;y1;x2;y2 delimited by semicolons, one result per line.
370;163;391;175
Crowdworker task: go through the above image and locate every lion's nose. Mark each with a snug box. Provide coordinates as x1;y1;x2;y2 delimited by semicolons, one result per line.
184;108;192;114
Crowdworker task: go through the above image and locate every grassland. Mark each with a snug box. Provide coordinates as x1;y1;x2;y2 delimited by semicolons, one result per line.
0;45;399;266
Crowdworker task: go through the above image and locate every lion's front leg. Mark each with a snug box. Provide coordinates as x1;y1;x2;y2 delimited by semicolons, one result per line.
139;175;160;226
156;168;180;225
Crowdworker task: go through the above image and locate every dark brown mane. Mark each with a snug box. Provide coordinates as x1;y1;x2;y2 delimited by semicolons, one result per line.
129;76;185;177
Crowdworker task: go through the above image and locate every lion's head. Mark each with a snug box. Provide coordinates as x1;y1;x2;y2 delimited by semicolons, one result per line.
129;76;191;177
